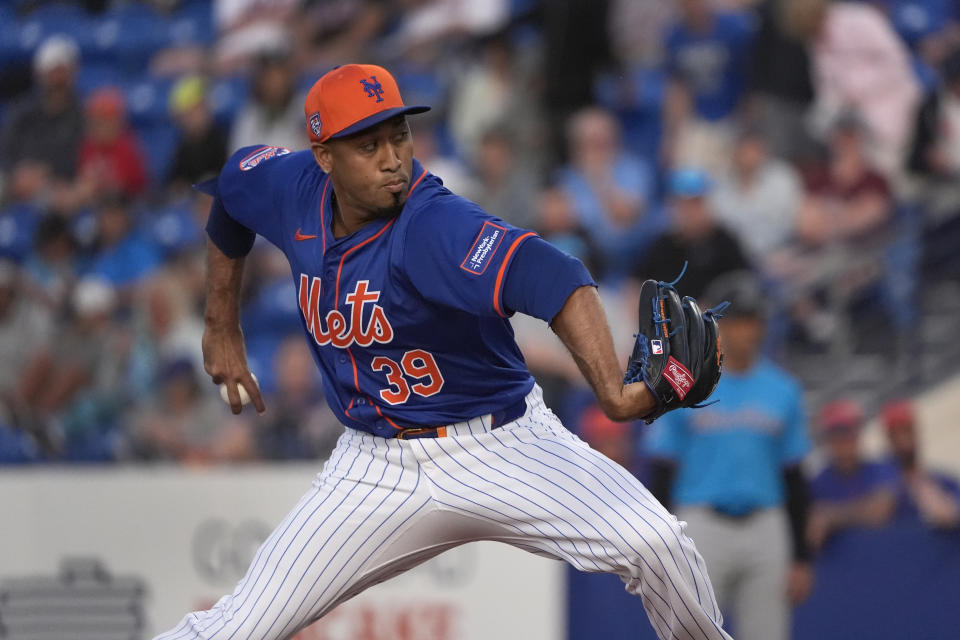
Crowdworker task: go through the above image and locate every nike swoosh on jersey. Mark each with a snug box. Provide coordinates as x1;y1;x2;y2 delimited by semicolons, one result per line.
295;228;318;241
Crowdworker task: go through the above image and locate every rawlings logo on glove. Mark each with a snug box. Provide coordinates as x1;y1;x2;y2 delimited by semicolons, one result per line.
624;267;727;424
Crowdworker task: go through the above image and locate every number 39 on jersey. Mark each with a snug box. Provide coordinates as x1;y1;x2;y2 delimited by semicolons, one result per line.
298;275;445;406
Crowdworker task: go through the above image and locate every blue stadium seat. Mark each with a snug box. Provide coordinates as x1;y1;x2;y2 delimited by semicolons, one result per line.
75;63;126;97
135;121;179;185
242;278;302;341
145;200;204;258
0;422;40;465
124;76;175;127
0;6;92;65
207;75;249;126
594;66;666;163
243;335;284;396
391;65;446;113
86;3;167;71
166;1;214;46
0;202;40;264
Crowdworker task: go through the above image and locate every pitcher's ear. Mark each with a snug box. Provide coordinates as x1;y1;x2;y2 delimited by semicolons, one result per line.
312;143;333;174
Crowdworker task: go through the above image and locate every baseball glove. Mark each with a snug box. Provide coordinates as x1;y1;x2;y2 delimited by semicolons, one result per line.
624;273;727;424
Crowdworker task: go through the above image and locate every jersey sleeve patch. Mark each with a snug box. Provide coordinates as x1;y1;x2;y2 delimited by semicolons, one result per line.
238;145;291;171
460;221;506;276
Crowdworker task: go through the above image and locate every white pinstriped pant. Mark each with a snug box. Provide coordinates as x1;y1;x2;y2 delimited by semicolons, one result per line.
157;386;731;640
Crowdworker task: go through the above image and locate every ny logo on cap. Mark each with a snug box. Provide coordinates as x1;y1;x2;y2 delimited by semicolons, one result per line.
360;76;385;103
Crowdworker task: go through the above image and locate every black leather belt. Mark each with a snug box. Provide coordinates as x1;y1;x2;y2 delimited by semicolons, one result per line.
710;505;760;521
396;398;527;440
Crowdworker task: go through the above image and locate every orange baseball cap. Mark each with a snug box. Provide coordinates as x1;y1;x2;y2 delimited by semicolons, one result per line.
303;64;430;144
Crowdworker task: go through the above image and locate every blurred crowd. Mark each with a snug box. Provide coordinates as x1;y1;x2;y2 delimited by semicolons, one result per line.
0;0;959;478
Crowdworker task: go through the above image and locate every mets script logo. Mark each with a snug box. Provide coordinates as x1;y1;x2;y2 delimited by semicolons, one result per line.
239;145;290;171
298;277;394;348
460;221;506;275
308;112;322;137
360;76;385;103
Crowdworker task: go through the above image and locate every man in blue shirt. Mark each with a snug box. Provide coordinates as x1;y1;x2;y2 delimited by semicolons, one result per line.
881;399;960;528
807;399;897;548
664;0;755;173
647;271;812;640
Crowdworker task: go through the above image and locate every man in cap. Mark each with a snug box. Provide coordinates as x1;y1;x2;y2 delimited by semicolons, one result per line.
882;400;960;529
0;35;83;184
156;64;732;640
807;399;896;550
646;270;814;640
633;168;750;300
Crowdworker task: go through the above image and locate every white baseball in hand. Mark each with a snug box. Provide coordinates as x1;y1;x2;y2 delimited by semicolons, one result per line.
220;373;259;406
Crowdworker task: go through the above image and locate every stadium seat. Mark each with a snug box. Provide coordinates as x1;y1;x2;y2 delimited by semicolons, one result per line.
124;76;176;127
145;200;204;258
242;278;303;341
166;1;214;47
135;121;179;184
87;3;167;71
207;75;249;126
76;62;126;97
0;202;40;264
243;335;284;396
594;66;666;164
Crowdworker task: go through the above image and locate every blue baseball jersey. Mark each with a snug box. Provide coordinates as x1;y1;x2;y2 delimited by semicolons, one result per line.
810;461;897;504
666;10;755;122
646;358;811;512
213;145;537;437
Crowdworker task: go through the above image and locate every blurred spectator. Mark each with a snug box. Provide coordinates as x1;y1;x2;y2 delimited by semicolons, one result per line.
647;272;813;640
808;400;897;551
663;0;755;174
608;0;677;67
388;0;510;60
633;168;750;299
0;260;54;429
768;112;896;344
557;107;658;279
0;35;83;189
87;195;163;287
468;128;538;229
804;113;894;240
23;214;78;310
129;358;255;463
449;32;532;163
128;272;206;395
535;186;601;278
907;47;960;220
712;125;802;268
808;0;921;175
73;88;149;206
213;0;299;74
23;278;130;459
257;336;342;460
747;0;819;163
298;0;388;69
409;118;477;196
882;400;960;529
229;47;308;153
166;77;229;194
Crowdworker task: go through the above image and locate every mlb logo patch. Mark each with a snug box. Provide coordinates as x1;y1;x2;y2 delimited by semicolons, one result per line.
460;221;507;276
651;339;663;355
309;112;322;137
239;145;290;171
